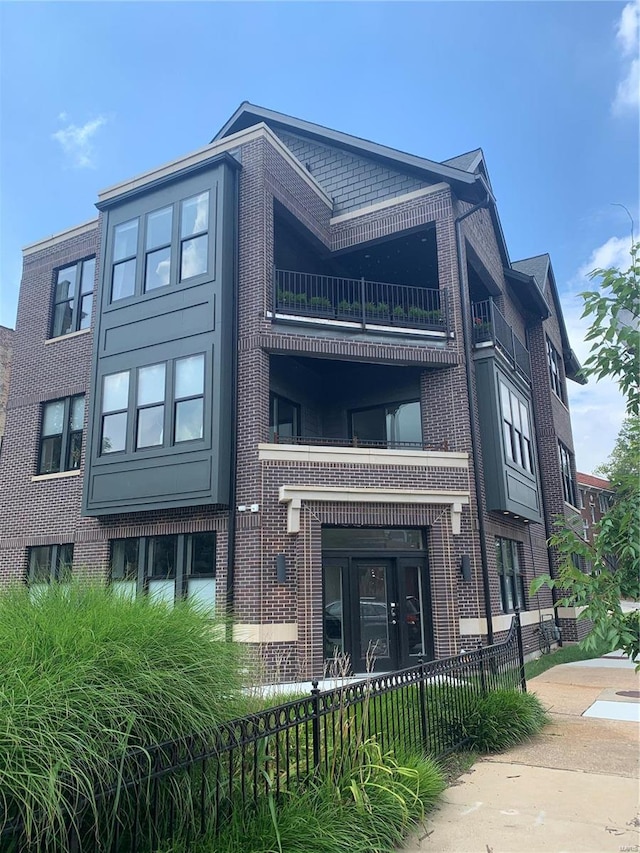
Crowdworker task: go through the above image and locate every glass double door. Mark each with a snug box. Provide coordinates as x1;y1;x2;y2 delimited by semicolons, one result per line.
323;556;432;673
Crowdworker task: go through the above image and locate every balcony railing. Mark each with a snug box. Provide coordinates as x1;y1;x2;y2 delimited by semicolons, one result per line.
274;269;448;333
271;434;450;452
472;300;532;381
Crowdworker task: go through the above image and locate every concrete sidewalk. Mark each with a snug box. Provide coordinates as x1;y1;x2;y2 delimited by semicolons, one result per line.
402;652;640;853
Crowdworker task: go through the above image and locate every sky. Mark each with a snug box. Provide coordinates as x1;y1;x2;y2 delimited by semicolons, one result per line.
0;1;638;473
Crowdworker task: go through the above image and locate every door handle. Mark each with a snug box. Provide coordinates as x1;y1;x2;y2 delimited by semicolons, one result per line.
389;601;398;625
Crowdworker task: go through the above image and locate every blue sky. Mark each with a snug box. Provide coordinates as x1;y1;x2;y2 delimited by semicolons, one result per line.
0;1;638;471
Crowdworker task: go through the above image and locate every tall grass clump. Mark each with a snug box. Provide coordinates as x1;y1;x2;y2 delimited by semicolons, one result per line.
462;689;549;753
0;581;247;848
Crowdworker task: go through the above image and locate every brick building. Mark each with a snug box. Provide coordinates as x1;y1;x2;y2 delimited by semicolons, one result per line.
0;104;588;679
0;324;14;452
577;472;613;546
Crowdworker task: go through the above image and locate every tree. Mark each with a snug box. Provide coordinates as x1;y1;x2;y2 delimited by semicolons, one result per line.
532;243;640;661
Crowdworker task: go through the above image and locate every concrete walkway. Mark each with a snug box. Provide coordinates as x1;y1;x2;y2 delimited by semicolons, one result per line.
402;652;640;853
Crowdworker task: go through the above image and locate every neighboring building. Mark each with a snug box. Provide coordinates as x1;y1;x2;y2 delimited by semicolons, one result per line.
0;104;588;679
577;472;614;546
0;325;14;452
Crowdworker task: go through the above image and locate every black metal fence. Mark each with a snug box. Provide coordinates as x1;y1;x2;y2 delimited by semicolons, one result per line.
1;615;526;853
274;269;448;333
472;299;532;381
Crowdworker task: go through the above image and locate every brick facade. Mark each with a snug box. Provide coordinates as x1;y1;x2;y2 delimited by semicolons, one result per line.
0;324;13;447
0;107;584;678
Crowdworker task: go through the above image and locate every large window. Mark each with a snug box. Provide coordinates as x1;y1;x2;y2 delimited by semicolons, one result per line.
110;191;211;303
100;354;205;455
546;337;565;402
27;544;73;585
269;394;300;442
559;442;578;506
495;537;526;612
39;396;84;474
499;380;533;473
51;257;95;337
109;533;216;613
598;493;610;514
350;400;422;448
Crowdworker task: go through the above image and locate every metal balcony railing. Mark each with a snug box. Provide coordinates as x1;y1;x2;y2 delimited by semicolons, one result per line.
274;269;448;333
472;299;532;381
271;434;450;451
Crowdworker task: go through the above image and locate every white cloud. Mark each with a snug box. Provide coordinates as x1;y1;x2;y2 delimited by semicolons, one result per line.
612;0;640;115
562;235;632;474
52;115;107;168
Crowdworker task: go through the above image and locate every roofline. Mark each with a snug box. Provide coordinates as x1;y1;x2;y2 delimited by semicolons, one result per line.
213;102;481;194
504;266;551;318
23;218;100;256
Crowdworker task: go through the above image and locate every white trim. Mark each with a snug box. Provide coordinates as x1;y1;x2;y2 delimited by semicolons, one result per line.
31;470;81;483
278;484;469;535
459;607;555;636
557;606;588;619
44;328;91;345
233;623;298;644
23;219;99;256
98;123;333;207
268;311;448;339
259;443;468;469
329;183;449;224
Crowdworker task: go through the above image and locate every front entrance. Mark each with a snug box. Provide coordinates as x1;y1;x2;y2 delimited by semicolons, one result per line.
322;528;433;673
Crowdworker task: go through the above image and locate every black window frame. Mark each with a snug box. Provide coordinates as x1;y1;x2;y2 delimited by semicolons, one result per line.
495;537;526;613
111;218;139;302
38;395;85;475
499;379;534;474
179;191;210;282
559;442;578;507
27;544;74;585
269;393;301;442
546;337;565;403
50;256;96;338
349;399;422;449
144;205;174;294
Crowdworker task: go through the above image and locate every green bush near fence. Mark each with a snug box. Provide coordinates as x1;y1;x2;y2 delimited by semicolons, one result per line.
461;689;549;753
0;582;247;850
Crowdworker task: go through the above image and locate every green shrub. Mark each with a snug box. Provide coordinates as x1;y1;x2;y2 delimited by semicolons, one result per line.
309;296;332;311
462;689;548;753
0;582;247;848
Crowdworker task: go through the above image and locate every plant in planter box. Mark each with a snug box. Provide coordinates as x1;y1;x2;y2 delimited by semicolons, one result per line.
408;306;443;326
365;301;390;321
337;299;361;317
473;316;492;337
392;305;407;322
309;295;333;314
278;289;308;311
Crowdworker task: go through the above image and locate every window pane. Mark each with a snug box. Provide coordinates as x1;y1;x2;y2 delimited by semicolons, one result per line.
146;206;172;250
67;431;83;470
149;536;177;578
138;364;166;405
322;528;424;550
181;192;209;238
79;294;92;329
114;220;138;261
495;538;504;574
29;547;52;583
56;266;77;301
503;423;513;461
510;391;522;431
389;401;421;445
53;302;73;337
81;258;95;294
145;247;171;291
137;405;164;448
405;565;425;656
272;396;298;439
324;563;344;656
40;435;62;474
519;401;530;438
190;533;216;575
351;407;386;443
148;579;175;606
175;355;204;398
112;259;136;301
175;399;203;442
70;397;85;431
102;412;127;453
187;578;216;615
103;372;129;413
180;235;208;279
42;401;64;436
499;382;511;421
111;538;139;581
57;544;74;578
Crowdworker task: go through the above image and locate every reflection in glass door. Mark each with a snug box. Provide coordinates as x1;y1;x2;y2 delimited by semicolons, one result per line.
404;564;426;658
354;560;399;671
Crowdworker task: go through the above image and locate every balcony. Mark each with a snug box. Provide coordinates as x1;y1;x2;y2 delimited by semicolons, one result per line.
271;434;449;452
273;269;448;335
472;300;531;382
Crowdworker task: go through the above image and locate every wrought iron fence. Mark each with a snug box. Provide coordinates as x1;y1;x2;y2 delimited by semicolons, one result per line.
472;300;532;381
1;614;526;853
274;269;447;333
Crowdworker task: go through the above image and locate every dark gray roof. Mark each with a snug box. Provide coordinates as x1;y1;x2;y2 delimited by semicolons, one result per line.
441;149;483;171
512;255;550;289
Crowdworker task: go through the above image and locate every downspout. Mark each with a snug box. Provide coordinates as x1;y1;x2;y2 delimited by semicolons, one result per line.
226;167;240;627
454;194;494;645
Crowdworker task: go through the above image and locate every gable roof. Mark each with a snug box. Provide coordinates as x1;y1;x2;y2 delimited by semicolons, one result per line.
441;148;483;172
577;472;612;491
512;254;585;384
214;102;484;203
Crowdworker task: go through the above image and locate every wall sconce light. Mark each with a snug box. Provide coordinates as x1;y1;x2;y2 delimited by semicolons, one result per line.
276;554;287;584
460;554;472;583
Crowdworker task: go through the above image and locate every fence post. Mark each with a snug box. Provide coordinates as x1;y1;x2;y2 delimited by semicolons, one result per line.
417;659;429;753
360;277;366;329
513;608;527;693
478;645;487;695
310;680;321;773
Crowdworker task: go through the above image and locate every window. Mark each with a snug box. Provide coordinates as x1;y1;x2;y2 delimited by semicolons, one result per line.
100;355;205;455
582;520;590;540
499;380;533;473
110;191;211;303
109;533;216;613
51;257;95;337
598;493;610;514
546;337;565;402
495;537;526;612
558;442;578;506
579;488;586;509
350;400;422;448
28;544;73;585
269;394;300;442
39;395;84;474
